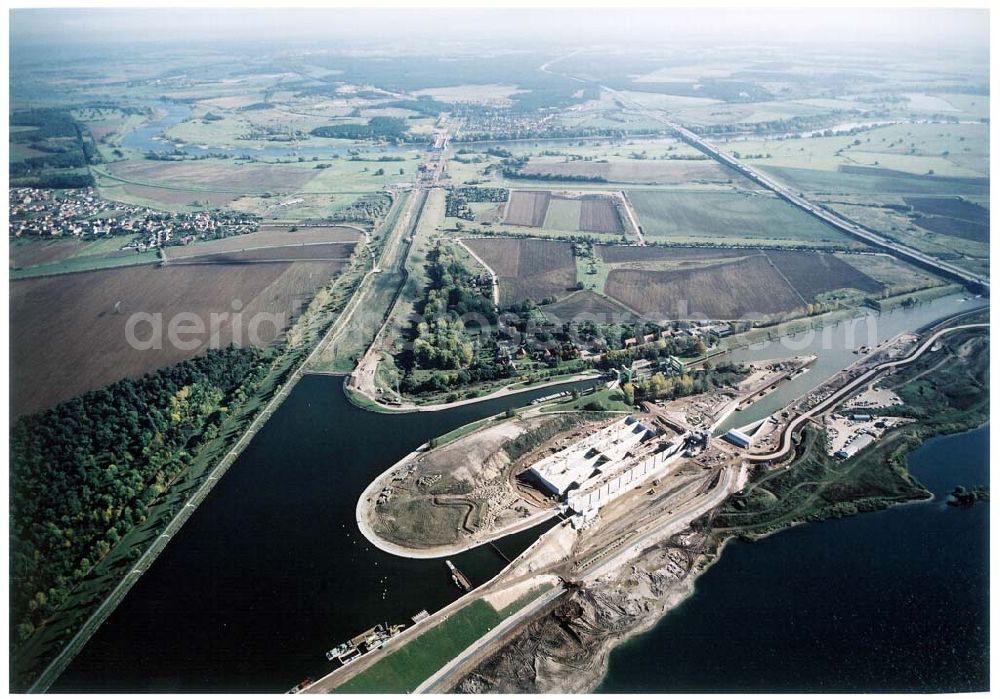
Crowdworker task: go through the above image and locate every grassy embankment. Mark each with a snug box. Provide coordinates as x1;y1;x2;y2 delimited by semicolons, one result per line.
309;190;417;374
714;323;988;540
538;386;632;413
9;235;163;279
333;585;553;694
369;187;444;397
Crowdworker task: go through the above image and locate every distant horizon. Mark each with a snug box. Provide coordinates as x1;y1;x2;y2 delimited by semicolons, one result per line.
9;7;990;51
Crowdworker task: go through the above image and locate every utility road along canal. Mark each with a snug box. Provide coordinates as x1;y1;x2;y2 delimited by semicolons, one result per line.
717;293;988;433
53;376;598;693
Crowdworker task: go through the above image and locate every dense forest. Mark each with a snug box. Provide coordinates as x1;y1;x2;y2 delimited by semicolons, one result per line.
625;361;749;403
399;245;514;394
409;245;497;370
311;116;410;141
445;186;509;219
329;192;393;224
10;108;100;187
10;347;271;644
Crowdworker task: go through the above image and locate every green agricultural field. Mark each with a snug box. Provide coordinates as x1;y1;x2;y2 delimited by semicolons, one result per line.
230;192;370;220
760;165;989;198
628;189;860;247
518;158;740;187
664;98;838;127
719;122;989;178
847;122;989;176
162;113;259;149
94;154;404;214
10;251;161;279
543;196;583;231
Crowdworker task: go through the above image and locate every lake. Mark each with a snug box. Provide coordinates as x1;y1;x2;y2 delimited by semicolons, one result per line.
54;293;985;692
598;423;989;693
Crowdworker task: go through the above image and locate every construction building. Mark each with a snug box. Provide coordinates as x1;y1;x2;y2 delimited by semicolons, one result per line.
526;416;687;525
835;432;875;459
723;428;753;449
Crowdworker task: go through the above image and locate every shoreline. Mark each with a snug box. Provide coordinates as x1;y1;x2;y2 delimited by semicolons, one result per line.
341;370;604;414
575;534;736;694
559;422;988;694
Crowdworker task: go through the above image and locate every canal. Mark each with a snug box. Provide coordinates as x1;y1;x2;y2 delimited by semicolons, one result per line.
55;377;598;692
716;293;987;433
55;293;984;692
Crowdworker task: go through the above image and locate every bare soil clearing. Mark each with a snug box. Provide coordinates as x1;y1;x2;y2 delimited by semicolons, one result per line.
603;250;882;320
542;290;637;324
579;196;624;234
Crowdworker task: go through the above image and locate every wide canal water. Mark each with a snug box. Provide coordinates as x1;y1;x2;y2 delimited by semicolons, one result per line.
54;377;598;692
55;293;985;692
598;422;989;692
716;293;988;433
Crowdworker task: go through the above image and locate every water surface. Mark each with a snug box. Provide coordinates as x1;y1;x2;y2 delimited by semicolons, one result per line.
598;423;989;693
56;376;598;692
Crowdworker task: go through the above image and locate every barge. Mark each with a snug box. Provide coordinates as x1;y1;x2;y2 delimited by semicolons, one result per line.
324;622;405;666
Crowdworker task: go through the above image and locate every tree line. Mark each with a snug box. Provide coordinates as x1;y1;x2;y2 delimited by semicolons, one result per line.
11;347;271;646
310;116;409;141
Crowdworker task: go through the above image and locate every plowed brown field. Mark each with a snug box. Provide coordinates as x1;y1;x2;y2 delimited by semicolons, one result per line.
11;259;346;417
463;238;576;306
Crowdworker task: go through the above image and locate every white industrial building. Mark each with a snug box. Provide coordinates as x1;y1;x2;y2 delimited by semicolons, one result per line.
834;432;874;459
723;428;753;449
527;416;687;525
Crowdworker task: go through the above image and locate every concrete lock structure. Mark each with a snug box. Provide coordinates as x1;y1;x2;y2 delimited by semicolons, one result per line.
527;416;687;526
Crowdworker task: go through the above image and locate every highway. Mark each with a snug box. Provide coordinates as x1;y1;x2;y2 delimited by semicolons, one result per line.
748;322;989;465
606;89;989;293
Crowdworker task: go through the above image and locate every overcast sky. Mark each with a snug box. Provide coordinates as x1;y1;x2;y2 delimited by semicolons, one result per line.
9;8;990;49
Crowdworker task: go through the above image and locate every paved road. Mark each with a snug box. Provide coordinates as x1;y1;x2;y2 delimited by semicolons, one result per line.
414;586;567;693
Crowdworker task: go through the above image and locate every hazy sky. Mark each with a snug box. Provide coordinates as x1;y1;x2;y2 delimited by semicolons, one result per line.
9;8;990;49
